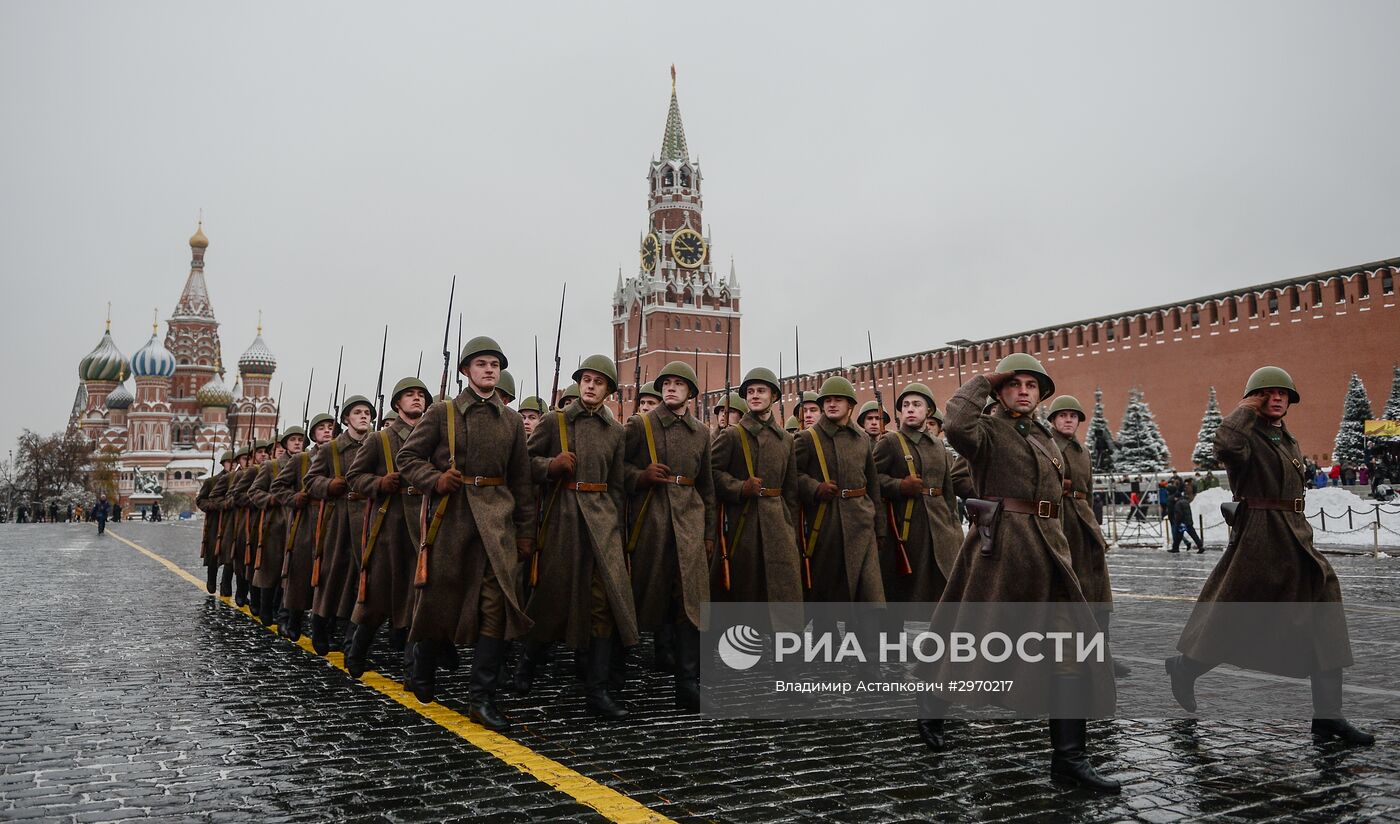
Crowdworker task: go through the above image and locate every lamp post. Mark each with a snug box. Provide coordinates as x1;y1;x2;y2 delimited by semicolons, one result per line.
947;339;973;385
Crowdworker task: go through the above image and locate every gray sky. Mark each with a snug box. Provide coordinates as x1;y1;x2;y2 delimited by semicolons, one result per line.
3;1;1398;453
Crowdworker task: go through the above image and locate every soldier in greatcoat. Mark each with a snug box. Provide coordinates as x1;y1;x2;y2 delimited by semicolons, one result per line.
215;446;251;598
342;378;430;678
916;354;1119;794
873;383;962;604
305;396;374;656
856;401;889;439
250;428;306;626
197;451;235;594
622;360;716;711
274;413;336;642
397;336;535;730
1167;367;1373;746
514;355;639;719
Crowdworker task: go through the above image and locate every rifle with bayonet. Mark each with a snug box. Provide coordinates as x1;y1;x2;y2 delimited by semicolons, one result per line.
549;284;566;408
439;276;456;402
374;325;388;425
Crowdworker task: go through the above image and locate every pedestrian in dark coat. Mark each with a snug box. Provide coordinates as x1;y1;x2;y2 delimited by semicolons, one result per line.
93;495;110;534
1168;367;1372;746
1169;493;1203;553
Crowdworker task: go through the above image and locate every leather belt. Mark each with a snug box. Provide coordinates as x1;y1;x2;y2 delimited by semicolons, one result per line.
404;486;423;497
1063;490;1087;500
990;496;1059;519
347;492;367;501
665;475;696;487
922;486;945;497
1239;497;1304;513
757;488;784;498
565;482;608;493
467;476;506;488
839;487;866;499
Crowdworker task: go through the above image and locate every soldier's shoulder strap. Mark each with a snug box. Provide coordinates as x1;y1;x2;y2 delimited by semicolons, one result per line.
640;410;658;464
380;430;395;475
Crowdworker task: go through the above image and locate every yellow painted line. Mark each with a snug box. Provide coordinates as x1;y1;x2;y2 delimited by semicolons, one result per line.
108;530;674;824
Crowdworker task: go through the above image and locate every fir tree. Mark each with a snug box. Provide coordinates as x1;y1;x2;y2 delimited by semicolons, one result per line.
1115;387;1171;472
1086;387;1115;473
1332;372;1372;464
1191;387;1223;471
1381;365;1400;444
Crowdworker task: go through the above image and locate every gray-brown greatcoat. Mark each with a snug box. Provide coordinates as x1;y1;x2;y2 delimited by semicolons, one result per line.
397;392;535;644
346;421;424;630
221;467;258;578
924;375;1115;716
1176;406;1352;676
249;457;291;590
196;471;228;567
709;411;804;605
305;432;368;621
272;448;318;612
874;425;963;601
622;403;716;630
525;403;639;649
793;417;887;603
1053;431;1113;607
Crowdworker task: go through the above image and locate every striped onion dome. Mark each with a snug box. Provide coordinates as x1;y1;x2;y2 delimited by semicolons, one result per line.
197;373;234;408
238;333;277;374
131;331;177;378
79;327;129;382
105;382;134;410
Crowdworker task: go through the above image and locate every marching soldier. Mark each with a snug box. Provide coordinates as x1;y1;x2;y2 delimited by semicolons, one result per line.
623;360;716;711
305;396;375;656
1167;367;1373;745
1047;395;1127;677
397;336;535;730
497;369;517;406
514;355;639;719
215;446;250;598
556;383;580;410
198;451;235;594
275;413;336;642
873;383;962;603
916;354;1119;794
343;378;431;679
856;401;889;439
518;396;546;437
710;367;803;606
636;382;661;416
229;442;266;608
244;440;273;617
712;392;746;431
784;415;799;435
250;428;306;626
794;376;887;605
799;390;821;430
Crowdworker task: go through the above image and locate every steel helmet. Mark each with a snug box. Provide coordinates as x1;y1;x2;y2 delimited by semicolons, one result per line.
1243;366;1300;404
994;353;1055;400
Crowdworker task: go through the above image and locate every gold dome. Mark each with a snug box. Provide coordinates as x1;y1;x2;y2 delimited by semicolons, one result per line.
189;221;209;249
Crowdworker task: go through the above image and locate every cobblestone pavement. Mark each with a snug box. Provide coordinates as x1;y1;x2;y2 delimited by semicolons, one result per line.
2;522;1398;823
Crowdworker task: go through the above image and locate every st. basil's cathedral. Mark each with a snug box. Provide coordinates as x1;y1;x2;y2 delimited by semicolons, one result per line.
70;223;279;507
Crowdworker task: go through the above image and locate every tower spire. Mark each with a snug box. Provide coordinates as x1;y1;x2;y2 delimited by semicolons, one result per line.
151;307;159;335
660;66;689;162
105;301;111;332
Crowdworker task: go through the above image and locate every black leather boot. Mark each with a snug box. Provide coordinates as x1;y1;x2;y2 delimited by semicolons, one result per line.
339;619;355;653
409;640;439;704
468;636;510;730
674;622;700;712
309;613;330;656
585;636;628;720
248;583;262;620
511;641;546;695
388;626;408;654
345;622;376;679
280;610;303;642
234;575;250;608
1311;669;1375;746
653;624;676;673
608;635;628;696
441;643;460;672
205;564;218;594
218;565;234;597
258;588;278;626
1048;718;1121;794
1165;654;1211;713
916;694;951;752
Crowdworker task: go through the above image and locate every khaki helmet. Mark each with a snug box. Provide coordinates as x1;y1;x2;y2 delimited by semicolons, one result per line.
235;444;250;459
572;354;619;392
1243;365;1300;404
897;382;937;413
278;426;307;446
518;396;547;414
801;390;820;406
254;439;273;451
856;400;890;425
561;382;580;400
390;377;430;411
817;376;858;403
994;352;1055;399
655;360;699;396
458;335;508;370
1048;395;1085;422
784;415;800;432
340;394;375;422
308;412;336;433
382;412;398;425
931;409;945;425
497;369;517;400
713;392;748;415
220;450;235;464
739;367;781;396
637;381;661;400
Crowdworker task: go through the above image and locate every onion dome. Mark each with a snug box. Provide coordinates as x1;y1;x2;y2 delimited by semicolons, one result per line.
131;320;177;378
105;381;134;410
238;322;277;374
197;371;234;408
189;221;209;249
79;323;129;382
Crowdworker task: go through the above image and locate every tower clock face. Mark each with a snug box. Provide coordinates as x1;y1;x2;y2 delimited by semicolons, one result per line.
670;228;706;269
640;233;659;272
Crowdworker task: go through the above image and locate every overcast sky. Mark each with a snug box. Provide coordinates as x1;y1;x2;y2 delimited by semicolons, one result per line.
3;1;1398;453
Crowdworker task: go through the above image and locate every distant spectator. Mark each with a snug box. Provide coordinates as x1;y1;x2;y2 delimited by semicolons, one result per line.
112;502;122;522
1170;493;1204;553
1342;464;1356;486
1329;464;1341;487
1156;482;1171;521
93;495;110;535
1358;464;1369;487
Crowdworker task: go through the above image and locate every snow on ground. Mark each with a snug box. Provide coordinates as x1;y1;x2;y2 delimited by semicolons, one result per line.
1182;486;1400;549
